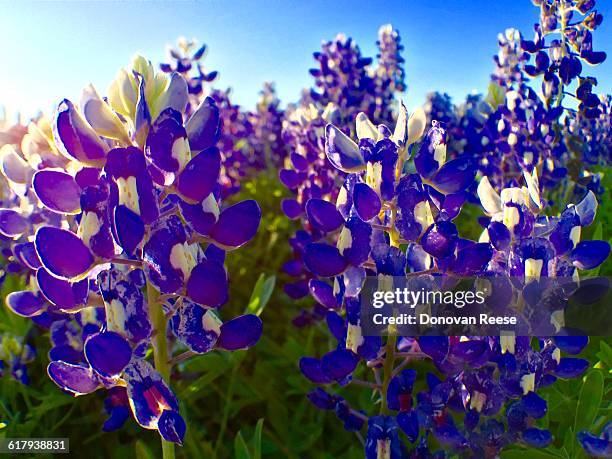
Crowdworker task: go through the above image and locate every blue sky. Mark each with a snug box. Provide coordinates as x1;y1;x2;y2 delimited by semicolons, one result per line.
1;0;610;120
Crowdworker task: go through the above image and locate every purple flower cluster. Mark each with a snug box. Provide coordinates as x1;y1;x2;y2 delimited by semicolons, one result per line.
296;107;609;457
1;56;262;446
280;27;407;320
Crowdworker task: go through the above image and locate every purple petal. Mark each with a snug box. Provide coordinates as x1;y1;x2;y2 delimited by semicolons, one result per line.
421;221;458;259
186;260;228;308
306;199;344;233
158;410;186;445
299;357;332;384
114;205;145;255
179;195;219;236
35;227;94;280
84;332;132;378
570;241;610;270
5;291;47;317
47;361;101;396
304;243;348;277
33;170;82;214
0;209;28;238
353;183;381;221
105;147;159;224
281;198;302;219
321;349;359;381
185;97;220;151
36;268;88;311
210;200;261;250
216;314;263;350
429;156;476;194
53;99;109;167
554;358;589;378
309;279;339;309
325;124;365;172
13;242;42;269
175;147;221;203
145;108;189;174
522;428;552;448
552;336;588;355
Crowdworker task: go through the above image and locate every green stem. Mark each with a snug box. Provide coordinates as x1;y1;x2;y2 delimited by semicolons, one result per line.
380;334;397;415
147;281;175;459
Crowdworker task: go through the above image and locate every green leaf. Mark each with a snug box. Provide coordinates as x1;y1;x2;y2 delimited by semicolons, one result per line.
250;418;264;459
246;274;275;317
574;370;604;434
234;430;251;459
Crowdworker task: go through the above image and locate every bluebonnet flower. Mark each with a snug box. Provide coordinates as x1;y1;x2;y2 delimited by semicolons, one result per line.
2;55;263;451
297;99;609;456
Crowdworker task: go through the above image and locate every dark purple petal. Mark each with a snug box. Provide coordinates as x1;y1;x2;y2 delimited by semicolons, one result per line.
47;361;100;396
84;332;132;378
397;411;419;443
186;260;228;308
421;221;458;259
299;357;332;384
306;199;344;233
309;279;338;309
353;182;381;221
36;269;88;311
578;430;612;457
554;358;589;378
569;241;610;270
216;314;263;350
429;156;476;194
281;198;302;219
175;147;221;203
5;291;47;317
185;97;220;151
0;209;27;238
488;222;511;251
575;191;597;226
522;392;547;419
304;243;348;277
325;124;365;172
179;195;219;236
452;242;493;275
105;147;159;224
210;200;261;250
415;122;447;178
13;242;41;269
143;216;188;294
339;217;372;267
552;336;588;355
158;410;186;445
522;428;552;448
35;227;94;280
321;349;358;381
53;99;109;167
418;336;449;362
33;170;82;214
114;205;145;255
145;108;189;174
